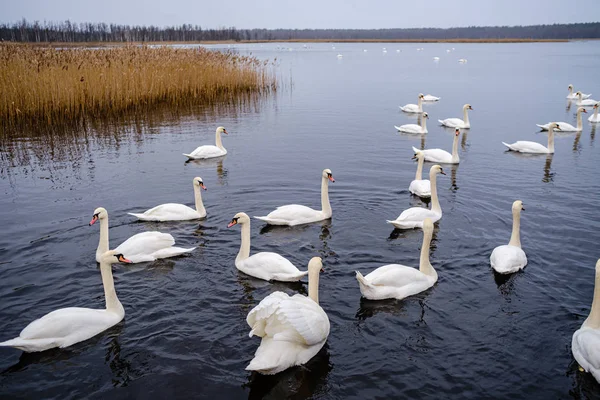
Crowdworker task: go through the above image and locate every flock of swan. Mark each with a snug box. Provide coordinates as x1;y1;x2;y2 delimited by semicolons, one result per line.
1;81;600;381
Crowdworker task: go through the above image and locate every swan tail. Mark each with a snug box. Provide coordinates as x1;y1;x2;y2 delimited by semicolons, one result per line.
253;216;289;225
0;337;59;352
535;124;547;130
411;146;421;154
394;126;402;131
245;338;302;375
355;271;372;288
501;142;513;151
271;270;309;282
182;153;195;159
438;120;445;125
151;246;195;259
128;213;149;220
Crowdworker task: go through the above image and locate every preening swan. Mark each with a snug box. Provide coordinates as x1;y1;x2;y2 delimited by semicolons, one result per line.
567;84;591;100
128;177;208;221
490;200;527;274
412;128;460;164
409;151;431;198
90;207;194;263
395;112;428;134
537;107;587;132
589;103;600;123
254;169;335;226
572;259;600;383
0;250;131;352
423;94;440;102
502;122;559;154
400;93;425;113
183;126;228;160
246;257;330;375
387;165;445;229
356;218;436;300
576;92;598;107
438;104;472;128
227;213;308;281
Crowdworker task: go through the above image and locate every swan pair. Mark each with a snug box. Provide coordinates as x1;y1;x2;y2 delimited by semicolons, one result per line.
567;84;591;100
400;94;425;113
0;251;131;352
490;201;527;274
503;122;559;154
395;112;428;134
388;165;445;229
412;128;461;164
537;108;587;132
439;104;472;129
183;126;228;160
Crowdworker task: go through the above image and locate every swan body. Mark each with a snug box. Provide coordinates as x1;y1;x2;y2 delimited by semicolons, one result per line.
438;104;472;128
395;112;428;134
423;94;440;102
567;84;591;100
228;213;308;282
458;58;467;63
255;169;335;226
576;92;598;107
356;218;436;300
246;257;329;374
412;128;460;164
0;251;131;352
589;103;600;123
502;123;558;154
90;207;194;263
537;107;587;132
388;165;445;229
409;151;431;197
400;94;425;113
128;177;207;221
572;259;600;383
490;200;527;274
183;126;228;159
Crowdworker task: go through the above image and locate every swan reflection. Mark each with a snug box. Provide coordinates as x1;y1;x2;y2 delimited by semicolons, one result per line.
504;151;554;183
185;158;228;185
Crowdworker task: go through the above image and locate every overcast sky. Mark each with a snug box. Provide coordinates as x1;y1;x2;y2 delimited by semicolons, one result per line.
2;0;599;29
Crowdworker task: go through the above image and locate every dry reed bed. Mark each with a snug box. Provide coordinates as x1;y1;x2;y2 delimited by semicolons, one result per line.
0;44;276;129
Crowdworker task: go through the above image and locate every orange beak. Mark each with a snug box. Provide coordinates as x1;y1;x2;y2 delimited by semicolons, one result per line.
200;183;207;190
227;220;237;228
89;215;98;226
118;255;132;263
328;175;335;183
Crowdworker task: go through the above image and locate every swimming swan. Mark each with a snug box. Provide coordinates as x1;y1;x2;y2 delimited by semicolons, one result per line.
589;103;600;123
567;84;591;100
412;128;460;164
183;126;228;159
409;151;431;197
400;93;425;113
502;123;559;154
438;104;472;128
537;107;587;132
490;200;527;274
395;112;428;134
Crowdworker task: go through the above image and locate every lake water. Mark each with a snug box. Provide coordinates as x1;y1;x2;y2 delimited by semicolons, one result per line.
1;41;600;399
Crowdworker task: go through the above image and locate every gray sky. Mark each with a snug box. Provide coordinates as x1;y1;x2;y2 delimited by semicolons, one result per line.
2;0;599;29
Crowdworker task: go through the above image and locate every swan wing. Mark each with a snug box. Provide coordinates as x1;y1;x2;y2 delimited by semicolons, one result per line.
573;328;600;380
409;179;431;197
400;104;419;113
396;124;422;134
255;204;320;225
364;264;429;287
129;203;200;221
115;231;193;262
422;148;453;163
272;295;330;345
555;122;577;131
397;207;439;222
536;123;552;130
490;245;527;274
183;145;225;159
502;140;548;153
439;118;464;127
247;291;290;337
238;252;306;281
423;95;440;101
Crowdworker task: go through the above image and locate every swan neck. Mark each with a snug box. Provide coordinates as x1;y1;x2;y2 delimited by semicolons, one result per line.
584;269;600;328
421;116;427;131
215;130;225;150
429;170;441;214
418;96;423;112
321;176;332;218
419;228;435;277
577;109;583;130
594;107;599;119
508;209;521;247
463;107;470;126
452;134;459;162
415;157;424;180
237;222;251;262
548;126;555;153
97;217;109;260
100;261;124;316
193;184;205;215
308;268;320;304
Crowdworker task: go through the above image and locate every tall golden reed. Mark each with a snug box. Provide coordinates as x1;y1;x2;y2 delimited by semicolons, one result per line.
0;43;276;129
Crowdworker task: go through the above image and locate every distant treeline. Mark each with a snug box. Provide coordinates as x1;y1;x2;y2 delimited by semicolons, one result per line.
1;19;599;42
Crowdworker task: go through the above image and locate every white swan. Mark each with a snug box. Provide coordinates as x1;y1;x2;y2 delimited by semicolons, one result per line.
254;169;335;226
0;250;131;352
387;165;445;229
409;151;431;198
589;103;600;123
400;93;425;113
502;122;559;154
90;207;194;263
458;59;467;63
183;126;228;159
412;128;460;164
395;112;428;134
128;177;207;221
490;200;527;274
537;107;587;132
439;104;472;128
576;92;598;107
572;259;600;383
423;94;440;102
356;218;436;300
246;257;329;375
228;213;308;281
567;84;591;100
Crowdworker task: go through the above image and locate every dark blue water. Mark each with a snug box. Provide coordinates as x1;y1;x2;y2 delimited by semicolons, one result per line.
1;41;600;399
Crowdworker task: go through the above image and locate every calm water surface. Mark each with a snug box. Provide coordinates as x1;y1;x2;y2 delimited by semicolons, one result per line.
1;41;600;399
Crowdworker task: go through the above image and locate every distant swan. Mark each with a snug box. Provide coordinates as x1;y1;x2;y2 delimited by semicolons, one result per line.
502;122;559;154
183;126;228;160
412;128;461;164
423;94;440;101
356;218;437;300
400;93;425;113
490;200;527;274
395;112;428;134
409;151;431;198
567;84;591;100
537;107;587;132
128;177;207;221
0;250;131;352
254;169;335;226
589;103;600;123
246;257;329;375
438;104;472;128
387;165;446;229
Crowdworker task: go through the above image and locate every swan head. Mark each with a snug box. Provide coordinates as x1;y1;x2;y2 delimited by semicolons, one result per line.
308;256;324;273
100;250;132;264
512;200;524;213
464;104;473;111
217;126;228;135
194;177;207;190
422;218;433;234
575;91;582;96
594;103;599;110
568;84;573;90
412;150;424;160
228;212;250;228
89;207;108;225
454;128;460;136
422;112;429;119
577;107;588;114
430;164;446;176
322;169;335;182
549;122;560;130
418;93;424;99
